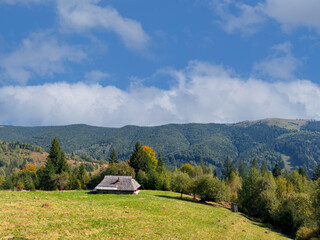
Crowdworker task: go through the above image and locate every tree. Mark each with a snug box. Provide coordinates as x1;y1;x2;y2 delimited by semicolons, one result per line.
77;162;88;189
171;171;191;199
52;172;70;190
128;142;157;174
179;163;196;177
312;163;320;180
108;148;119;164
298;167;307;179
47;137;70;175
47;137;62;172
20;164;37;174
272;164;282;178
223;157;235;180
260;161;268;176
193;175;227;203
238;160;248;179
251;158;258;170
39;138;70;190
156;153;166;173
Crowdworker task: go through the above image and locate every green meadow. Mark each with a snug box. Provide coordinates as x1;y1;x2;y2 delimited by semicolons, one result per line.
0;190;290;240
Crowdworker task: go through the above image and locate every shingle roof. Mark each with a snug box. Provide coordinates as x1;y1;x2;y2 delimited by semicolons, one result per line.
95;175;140;191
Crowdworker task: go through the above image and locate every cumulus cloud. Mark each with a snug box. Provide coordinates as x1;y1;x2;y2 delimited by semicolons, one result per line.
57;0;150;50
0;61;319;127
213;0;320;34
0;33;86;84
254;42;301;80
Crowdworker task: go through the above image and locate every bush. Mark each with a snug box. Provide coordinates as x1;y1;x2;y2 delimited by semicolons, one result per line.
192;175;227;203
296;227;318;240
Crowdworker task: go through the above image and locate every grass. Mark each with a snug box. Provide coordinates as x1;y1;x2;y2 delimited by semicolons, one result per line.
0;190;291;240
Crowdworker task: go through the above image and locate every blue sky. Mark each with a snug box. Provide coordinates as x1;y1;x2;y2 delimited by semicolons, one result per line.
0;0;320;127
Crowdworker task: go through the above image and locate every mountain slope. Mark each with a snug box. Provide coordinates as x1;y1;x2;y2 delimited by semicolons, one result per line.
0;119;319;176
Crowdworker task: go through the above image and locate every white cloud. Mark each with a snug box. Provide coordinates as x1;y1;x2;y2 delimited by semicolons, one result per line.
213;0;320;34
0;33;86;84
0;61;320;127
263;0;320;33
254;42;301;79
57;0;150;50
213;0;265;35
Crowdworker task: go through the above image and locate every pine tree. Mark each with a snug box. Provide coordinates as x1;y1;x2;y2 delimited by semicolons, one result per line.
272;163;282;178
108;148;119;164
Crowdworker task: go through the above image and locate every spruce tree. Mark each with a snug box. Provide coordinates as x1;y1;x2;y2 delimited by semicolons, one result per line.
223;157;235;180
108;148;119;164
48;137;62;172
272;163;282;178
156;153;165;173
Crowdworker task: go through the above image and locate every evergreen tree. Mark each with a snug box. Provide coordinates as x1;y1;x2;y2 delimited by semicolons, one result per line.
238;160;248;179
223;157;235;180
156;153;165;173
312;163;320;180
108;148;119;164
128;141;154;174
57;151;70;174
298;167;307;179
251;158;258;170
47;137;62;171
272;164;282;178
39;159;57;190
40;137;70;190
260;161;268;176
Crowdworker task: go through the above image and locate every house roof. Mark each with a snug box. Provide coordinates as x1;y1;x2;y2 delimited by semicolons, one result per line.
95;175;140;191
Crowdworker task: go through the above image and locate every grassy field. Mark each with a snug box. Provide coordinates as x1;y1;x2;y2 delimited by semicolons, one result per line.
0;190;291;240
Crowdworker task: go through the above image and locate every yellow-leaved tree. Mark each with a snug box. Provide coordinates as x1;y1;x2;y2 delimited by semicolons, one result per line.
141;145;158;171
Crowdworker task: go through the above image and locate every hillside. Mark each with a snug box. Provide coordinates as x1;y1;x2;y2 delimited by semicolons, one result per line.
0;140;102;176
0;119;320;176
0;190;290;240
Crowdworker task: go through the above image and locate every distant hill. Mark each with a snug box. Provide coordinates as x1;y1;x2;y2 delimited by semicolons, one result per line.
0;118;320;176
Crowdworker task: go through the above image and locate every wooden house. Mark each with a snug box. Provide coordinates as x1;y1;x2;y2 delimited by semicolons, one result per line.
94;175;140;194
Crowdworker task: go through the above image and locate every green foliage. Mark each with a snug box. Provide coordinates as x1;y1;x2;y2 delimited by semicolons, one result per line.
222;157;235;180
108;148;119;164
0;120;319;177
192;175;227;202
86;162;135;189
179;163;196;177
272;164;282;178
171;171;191;199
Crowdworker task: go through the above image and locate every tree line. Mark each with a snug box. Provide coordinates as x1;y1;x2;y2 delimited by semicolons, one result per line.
2;137;320;238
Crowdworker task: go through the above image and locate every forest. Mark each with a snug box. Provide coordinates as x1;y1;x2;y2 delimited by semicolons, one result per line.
1;119;320;177
1;137;320;239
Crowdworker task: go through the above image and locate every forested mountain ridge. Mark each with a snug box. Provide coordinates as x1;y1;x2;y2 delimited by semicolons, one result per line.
1;118;320;176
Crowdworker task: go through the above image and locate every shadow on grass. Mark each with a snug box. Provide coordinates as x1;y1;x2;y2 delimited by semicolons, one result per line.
154;194;231;211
